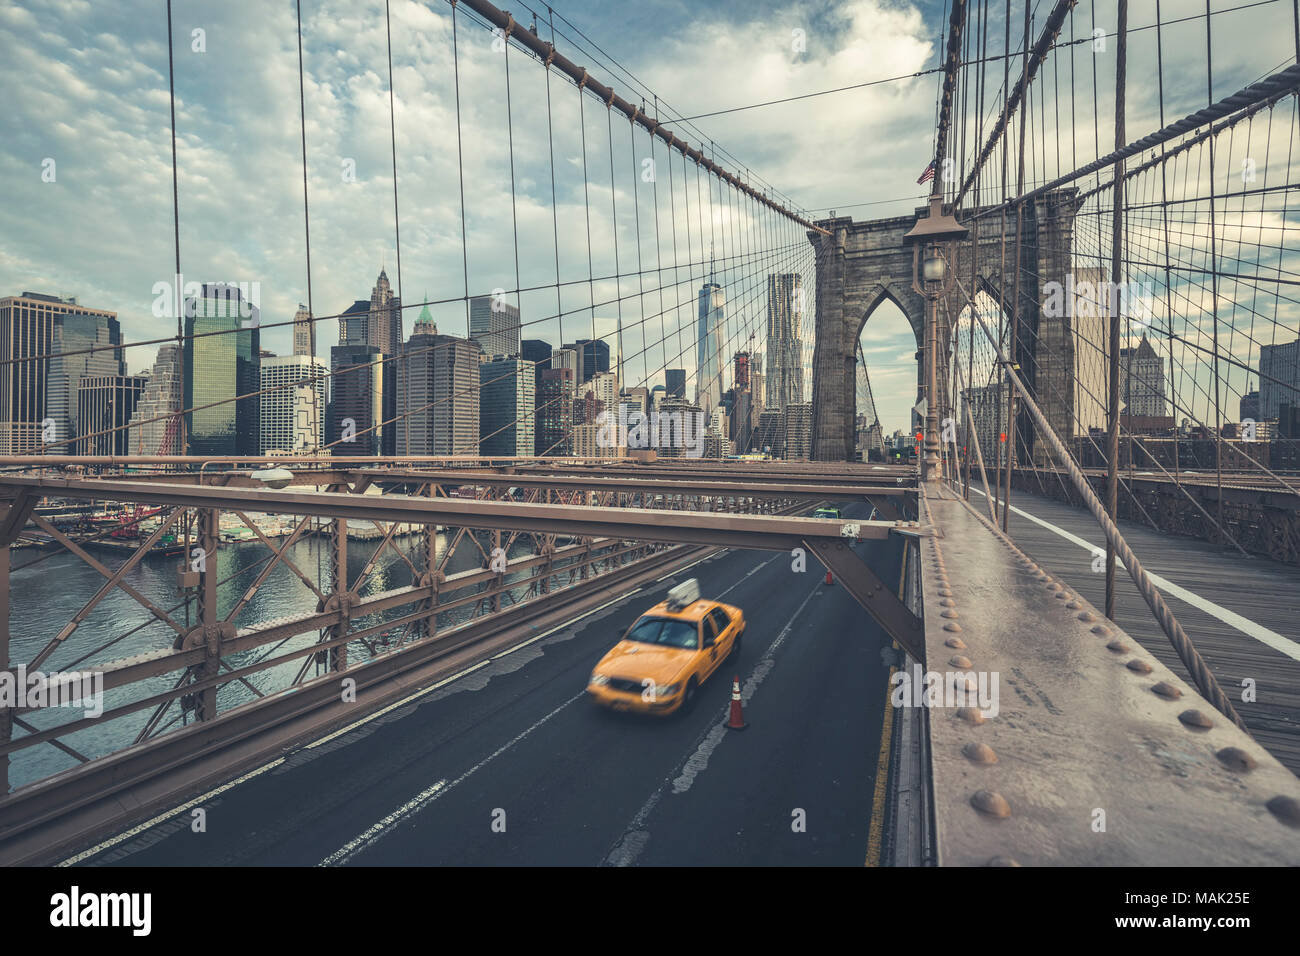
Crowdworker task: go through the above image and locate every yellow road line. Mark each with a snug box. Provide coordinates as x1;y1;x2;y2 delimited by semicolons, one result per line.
866;538;911;866
865;665;897;867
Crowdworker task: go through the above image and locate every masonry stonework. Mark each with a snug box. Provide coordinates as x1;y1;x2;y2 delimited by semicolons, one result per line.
809;189;1079;464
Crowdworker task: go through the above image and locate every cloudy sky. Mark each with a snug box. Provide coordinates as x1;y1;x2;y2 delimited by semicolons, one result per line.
1;0;1295;436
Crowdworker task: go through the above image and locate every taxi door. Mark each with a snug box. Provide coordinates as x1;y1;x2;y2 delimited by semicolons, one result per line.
702;608;732;679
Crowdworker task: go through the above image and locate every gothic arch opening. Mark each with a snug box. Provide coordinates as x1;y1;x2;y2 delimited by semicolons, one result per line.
856;288;923;458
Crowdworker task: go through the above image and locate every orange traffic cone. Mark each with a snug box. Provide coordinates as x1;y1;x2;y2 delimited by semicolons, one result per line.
825;570;834;585
726;675;748;731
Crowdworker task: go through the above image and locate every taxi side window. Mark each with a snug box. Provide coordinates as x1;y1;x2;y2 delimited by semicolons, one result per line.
701;616;719;646
709;608;731;635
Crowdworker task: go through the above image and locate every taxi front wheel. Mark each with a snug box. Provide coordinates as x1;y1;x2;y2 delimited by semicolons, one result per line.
679;678;699;715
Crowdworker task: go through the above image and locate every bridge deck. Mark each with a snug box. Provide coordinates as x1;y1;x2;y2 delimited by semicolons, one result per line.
921;485;1300;866
983;487;1300;776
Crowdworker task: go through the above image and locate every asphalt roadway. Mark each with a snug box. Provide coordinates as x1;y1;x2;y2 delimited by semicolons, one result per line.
75;502;903;867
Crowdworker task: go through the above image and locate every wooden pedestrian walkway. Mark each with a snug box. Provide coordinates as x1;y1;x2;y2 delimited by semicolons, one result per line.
973;488;1300;778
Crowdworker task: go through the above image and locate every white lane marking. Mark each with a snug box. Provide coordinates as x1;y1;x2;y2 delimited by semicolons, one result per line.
971;488;1300;662
68;580;653;865
318;779;447;867
653;553;715;584
311;589;643;750
307;661;493;750
318;690;586;866
603;581;822;867
59;757;285;867
717;554;778;599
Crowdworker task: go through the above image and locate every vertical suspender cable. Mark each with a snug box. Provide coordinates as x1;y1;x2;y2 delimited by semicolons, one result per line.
451;1;470;337
1105;0;1128;620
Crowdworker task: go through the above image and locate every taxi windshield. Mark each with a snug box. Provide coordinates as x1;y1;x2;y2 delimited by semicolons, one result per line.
626;616;699;650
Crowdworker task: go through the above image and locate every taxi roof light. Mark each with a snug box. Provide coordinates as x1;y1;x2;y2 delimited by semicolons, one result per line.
666;578;701;611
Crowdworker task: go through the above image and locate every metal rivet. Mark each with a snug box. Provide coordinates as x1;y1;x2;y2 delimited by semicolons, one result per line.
941;609;959;619
940;598;957;607
970;790;1011;818
1178;708;1213;730
952;673;976;693
1106;640;1130;653
945;637;967;649
1215;747;1256;772
950;655;973;668
1152;681;1183;700
962;741;998;764
943;622;963;633
1091;625;1111;637
956;706;986;725
986;856;1021;866
1053;591;1068;599
1078;611;1096;623
1266;795;1300;828
1066;600;1082;609
1126;659;1152;674
938;588;953;597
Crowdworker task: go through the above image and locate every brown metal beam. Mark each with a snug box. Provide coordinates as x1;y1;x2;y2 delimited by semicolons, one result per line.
0;477;899;552
803;538;925;662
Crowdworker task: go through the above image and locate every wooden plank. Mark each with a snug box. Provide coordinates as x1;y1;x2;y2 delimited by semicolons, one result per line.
995;490;1300;776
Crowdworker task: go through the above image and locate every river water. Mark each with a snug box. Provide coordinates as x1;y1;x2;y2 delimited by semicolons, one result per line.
6;528;530;790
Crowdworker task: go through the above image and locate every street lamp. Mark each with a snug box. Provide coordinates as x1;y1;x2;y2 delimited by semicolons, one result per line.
904;192;968;484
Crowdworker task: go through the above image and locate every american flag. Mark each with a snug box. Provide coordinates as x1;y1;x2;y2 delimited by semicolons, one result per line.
916;161;936;185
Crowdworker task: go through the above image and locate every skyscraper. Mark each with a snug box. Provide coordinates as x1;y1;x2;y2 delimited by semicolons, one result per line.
413;299;437;336
470;295;521;357
1260;338;1300;420
75;374;146;455
396;332;479;455
755;409;784;458
586;370;619;421
368;270;401;455
293;303;315;357
783;402;813;460
521;339;552;369
480;356;535;457
552;347;579;378
697;272;725;417
750;350;765;411
128;344;184;456
765;274;804;411
734;352;751;391
563;338;610;384
183;283;260;456
339;299;369;345
665;368;686;398
48;309;124;452
1119;333;1168;418
1;292;119;454
261;354;328;453
329;344;383;455
536;367;575;456
368;268;403;356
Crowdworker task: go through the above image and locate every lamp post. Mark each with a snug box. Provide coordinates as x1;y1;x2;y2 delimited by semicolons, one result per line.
904;193;968;484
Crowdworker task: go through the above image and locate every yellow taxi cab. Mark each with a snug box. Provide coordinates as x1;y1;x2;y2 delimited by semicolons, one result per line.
587;579;745;716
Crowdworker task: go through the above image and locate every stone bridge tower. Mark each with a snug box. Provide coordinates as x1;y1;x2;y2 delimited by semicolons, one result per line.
808;189;1081;463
